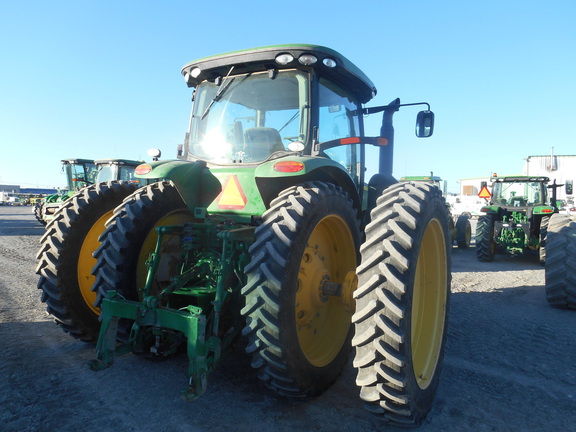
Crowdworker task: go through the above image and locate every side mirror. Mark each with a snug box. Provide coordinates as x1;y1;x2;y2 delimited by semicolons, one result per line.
416;110;435;138
566;179;573;195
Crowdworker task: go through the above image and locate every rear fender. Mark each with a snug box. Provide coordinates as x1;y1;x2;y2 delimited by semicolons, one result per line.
254;156;361;213
136;160;221;213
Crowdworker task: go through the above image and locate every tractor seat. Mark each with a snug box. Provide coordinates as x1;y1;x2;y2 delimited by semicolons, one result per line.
510;197;527;207
244;128;285;161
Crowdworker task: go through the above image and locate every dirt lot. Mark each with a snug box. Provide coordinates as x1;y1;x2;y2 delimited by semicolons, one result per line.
1;206;575;432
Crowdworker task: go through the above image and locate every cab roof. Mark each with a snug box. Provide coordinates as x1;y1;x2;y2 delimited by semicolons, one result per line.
61;159;94;164
492;175;550;183
181;44;377;104
95;159;144;166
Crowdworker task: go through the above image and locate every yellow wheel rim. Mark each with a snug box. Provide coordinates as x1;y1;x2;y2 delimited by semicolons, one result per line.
295;215;356;367
135;210;195;291
78;210;113;315
411;218;448;389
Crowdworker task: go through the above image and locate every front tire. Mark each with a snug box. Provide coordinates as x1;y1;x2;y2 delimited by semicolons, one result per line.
353;182;451;427
35;181;140;342
545;214;576;309
242;182;361;397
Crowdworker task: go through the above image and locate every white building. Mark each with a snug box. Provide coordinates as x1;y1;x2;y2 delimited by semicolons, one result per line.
522;154;575;201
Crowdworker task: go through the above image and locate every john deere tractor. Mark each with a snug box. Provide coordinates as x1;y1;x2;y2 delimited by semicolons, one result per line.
476;175;562;263
34;158;97;224
36;44;451;426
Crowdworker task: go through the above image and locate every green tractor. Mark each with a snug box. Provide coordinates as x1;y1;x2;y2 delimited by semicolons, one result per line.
34;158;97;224
35;157;160;339
36;44;451;426
400;175;471;249
35;158;154;225
475;175;563;263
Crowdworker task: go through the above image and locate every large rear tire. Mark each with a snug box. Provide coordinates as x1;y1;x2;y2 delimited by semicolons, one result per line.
353;182;451;427
476;214;496;262
242;182;361;397
539;215;550;264
35;181;140;342
92;181;194;309
545;214;576;309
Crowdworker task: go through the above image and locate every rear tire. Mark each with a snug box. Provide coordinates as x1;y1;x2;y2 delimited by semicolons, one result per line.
242;182;361;397
34;201;46;225
545;214;576;309
455;214;471;249
353;182;451;427
92;181;194;308
35;181;140;342
476;214;496;262
539;215;550;264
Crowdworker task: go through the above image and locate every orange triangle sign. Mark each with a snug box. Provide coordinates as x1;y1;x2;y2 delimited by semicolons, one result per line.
216;175;247;209
478;186;491;199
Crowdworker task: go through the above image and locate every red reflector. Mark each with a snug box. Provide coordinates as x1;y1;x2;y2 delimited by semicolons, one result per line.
480;207;489;212
273;161;304;172
340;137;360;145
542;208;553;213
135;164;152;175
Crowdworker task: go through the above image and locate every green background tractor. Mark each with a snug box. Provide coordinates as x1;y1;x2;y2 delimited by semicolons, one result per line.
36;44;451;427
475;175;562;263
34;158;97;224
35;158;153;225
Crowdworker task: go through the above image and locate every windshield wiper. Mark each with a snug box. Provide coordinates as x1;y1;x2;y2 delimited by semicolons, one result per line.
201;67;236;120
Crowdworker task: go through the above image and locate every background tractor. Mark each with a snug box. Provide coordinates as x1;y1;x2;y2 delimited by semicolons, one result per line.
400;174;471;249
36;44;451;426
34;158;153;225
36;156;160;340
476;175;565;263
34;158;97;224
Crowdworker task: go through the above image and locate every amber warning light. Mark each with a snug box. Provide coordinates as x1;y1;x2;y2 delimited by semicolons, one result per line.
135;164;152;175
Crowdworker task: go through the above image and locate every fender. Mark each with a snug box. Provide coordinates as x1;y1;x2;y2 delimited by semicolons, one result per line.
254;155;361;211
135;160;221;212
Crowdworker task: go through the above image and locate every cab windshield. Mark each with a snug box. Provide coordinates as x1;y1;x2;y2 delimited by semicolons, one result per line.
492;181;545;207
188;70;309;164
65;162;96;191
96;164;139;183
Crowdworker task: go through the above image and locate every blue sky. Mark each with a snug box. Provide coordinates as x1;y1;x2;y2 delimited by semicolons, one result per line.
1;0;574;193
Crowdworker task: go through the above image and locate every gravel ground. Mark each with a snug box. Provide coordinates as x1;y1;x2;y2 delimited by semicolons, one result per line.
1;206;575;432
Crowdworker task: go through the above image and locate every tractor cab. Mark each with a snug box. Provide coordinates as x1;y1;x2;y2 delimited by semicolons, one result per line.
95;159;146;184
177;44;434;214
488;176;552;215
61;158;97;191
